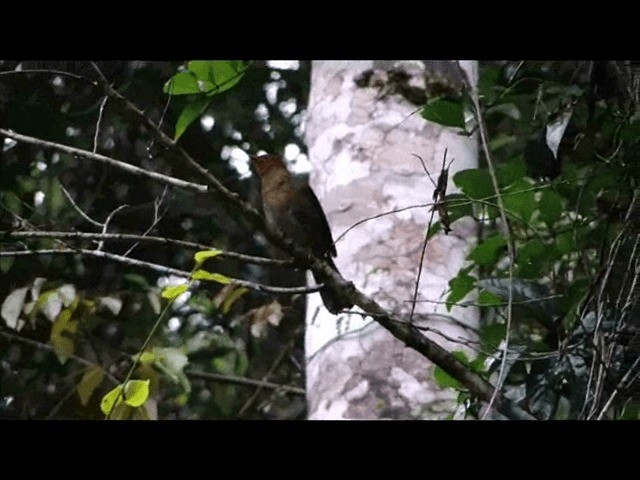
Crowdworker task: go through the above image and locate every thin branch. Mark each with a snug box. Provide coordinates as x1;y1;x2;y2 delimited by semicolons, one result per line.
3;230;293;267
0;329;120;385
0;128;208;194
122;186;169;257
96;204;129;251
460;62;516;420
0;69;93;83
59;183;104;228
185;369;305;396
93;95;108;153
238;339;295;417
409;149;448;325
0;247;321;295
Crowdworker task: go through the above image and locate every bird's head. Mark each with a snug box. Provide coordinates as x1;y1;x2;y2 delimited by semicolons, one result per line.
250;154;288;178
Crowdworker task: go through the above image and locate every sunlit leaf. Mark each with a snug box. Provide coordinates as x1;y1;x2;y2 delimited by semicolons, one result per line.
175;97;211;141
192;270;232;284
194;249;223;267
161;284;189;299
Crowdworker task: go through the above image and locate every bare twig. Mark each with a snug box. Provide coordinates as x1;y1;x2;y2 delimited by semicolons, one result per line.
0;247;321;295
0;329;120;385
408;149;448;325
59;184;104;228
3;230;293;267
0;128;208;194
238;339;295;417
121;186;168;257
93;95;108;153
96;204;129;251
186;369;305;396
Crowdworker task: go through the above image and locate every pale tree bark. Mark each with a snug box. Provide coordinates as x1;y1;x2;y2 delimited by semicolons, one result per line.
304;60;479;419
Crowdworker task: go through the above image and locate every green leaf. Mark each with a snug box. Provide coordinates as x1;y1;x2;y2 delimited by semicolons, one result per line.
433;351;469;390
446;268;477;310
421;97;465;129
194;249;223;267
468;234;507;267
163;71;209;95
502;178;537;223
175;97;211;141
221;287;248;314
100;379;150;415
137;351;156;364
49;306;78;364
486;103;521;120
453;169;495;200
495;156;526;187
192;270;232;284
517;239;551;278
122;379;150;407
77;366;105;406
443;193;474;223
0;256;14;273
189;60;247;96
489;134;517;152
1;286;29;331
538;189;564;226
555;231;576;256
477;290;502;307
426;222;442;240
161;284;189;299
479;323;507;350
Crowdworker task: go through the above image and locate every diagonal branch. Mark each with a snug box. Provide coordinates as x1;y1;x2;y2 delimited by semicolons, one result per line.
3;230;293;267
0;128;208;194
0;248;321;295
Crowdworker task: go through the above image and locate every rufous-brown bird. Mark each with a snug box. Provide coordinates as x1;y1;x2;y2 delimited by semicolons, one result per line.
250;153;352;314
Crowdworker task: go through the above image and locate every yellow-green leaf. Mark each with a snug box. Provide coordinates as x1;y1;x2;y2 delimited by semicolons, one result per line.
100;379;150;415
101;384;124;415
222;287;248;314
123;379;150;407
77;366;105;406
161;284;189;299
192;269;232;284
137;351;156;365
49;307;78;364
193;249;223;267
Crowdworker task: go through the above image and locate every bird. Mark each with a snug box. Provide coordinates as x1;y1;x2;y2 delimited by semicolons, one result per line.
250;153;352;314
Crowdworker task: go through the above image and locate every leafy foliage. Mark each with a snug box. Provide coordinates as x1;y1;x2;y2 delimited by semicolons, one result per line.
427;61;640;419
0;60;308;419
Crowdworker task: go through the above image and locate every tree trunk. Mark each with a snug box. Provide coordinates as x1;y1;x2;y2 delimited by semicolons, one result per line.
304;60;479;419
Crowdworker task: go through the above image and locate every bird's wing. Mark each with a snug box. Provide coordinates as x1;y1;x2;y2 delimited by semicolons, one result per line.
291;185;338;258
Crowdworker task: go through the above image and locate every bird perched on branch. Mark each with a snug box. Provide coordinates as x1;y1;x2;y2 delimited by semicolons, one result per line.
250;153;352;314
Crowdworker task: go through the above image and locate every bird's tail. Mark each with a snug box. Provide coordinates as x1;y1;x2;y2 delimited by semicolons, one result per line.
312;256;353;314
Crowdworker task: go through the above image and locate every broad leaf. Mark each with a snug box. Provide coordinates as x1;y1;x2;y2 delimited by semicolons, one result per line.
77;366;105;406
421;98;465;129
175;97;211;141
